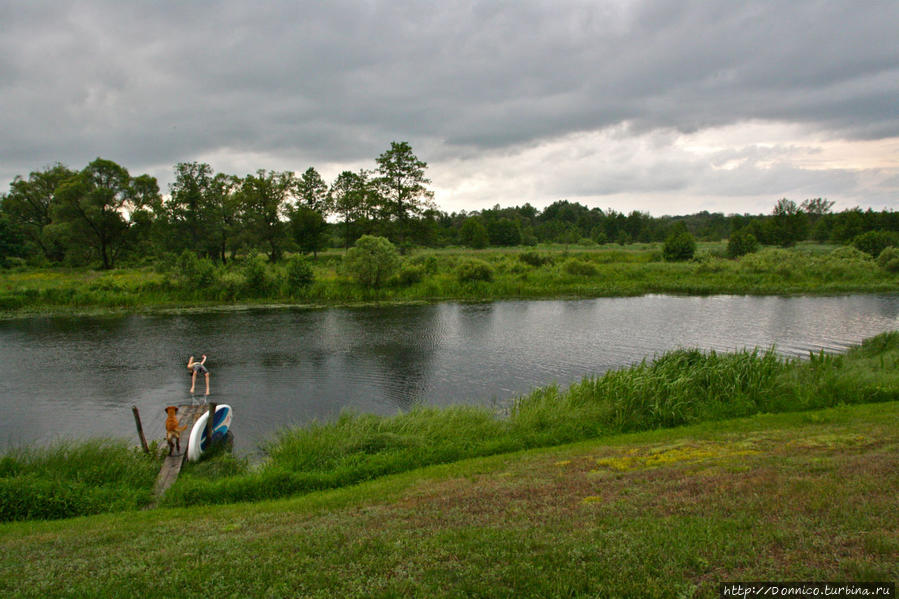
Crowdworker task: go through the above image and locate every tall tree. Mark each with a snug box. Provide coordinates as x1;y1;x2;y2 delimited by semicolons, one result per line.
167;162;213;252
296;167;331;215
771;198;808;247
206;173;242;263
331;170;369;250
374;141;434;246
0;212;26;267
50;158;158;269
1;163;75;261
288;206;329;258
239;170;295;261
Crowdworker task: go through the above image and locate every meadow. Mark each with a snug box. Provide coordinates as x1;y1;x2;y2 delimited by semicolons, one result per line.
1;242;897;316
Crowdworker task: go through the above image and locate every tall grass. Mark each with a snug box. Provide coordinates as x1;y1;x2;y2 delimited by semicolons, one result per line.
162;331;899;508
0;439;158;521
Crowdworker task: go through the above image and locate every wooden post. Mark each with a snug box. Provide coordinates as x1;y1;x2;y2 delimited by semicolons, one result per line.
205;402;217;450
132;406;149;454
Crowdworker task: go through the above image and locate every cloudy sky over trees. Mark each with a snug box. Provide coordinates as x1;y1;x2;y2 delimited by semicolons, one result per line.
2;0;897;215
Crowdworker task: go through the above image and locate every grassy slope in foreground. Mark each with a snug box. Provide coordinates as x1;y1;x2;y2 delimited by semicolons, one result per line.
1;402;896;599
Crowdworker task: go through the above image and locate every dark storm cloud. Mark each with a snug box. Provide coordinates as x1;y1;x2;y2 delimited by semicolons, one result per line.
1;0;897;205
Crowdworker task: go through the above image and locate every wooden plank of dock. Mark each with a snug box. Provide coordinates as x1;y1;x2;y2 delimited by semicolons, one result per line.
152;403;207;499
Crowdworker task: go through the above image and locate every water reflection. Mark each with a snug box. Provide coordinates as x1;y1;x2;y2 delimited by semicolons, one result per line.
0;294;897;453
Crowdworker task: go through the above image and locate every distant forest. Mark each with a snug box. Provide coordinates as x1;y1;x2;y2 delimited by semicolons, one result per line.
2;141;898;268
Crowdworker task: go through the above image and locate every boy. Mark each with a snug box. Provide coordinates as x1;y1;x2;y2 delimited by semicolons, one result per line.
187;354;210;395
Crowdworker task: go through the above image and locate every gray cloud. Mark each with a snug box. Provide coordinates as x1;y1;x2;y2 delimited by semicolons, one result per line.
1;0;897;213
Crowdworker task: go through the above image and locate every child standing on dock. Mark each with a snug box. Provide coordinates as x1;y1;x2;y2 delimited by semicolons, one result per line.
187;354;210;396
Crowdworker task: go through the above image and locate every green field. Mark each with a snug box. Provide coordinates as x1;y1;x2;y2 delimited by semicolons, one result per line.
1;402;896;598
1;242;897;316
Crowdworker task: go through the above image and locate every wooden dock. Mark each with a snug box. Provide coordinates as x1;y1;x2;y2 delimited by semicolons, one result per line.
152;403;207;498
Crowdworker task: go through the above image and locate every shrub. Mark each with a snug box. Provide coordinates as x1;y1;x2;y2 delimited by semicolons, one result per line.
243;253;273;295
877;246;899;270
727;229;759;258
410;254;439;274
563;257;598;276
456;259;494;282
344;235;401;288
286;255;314;290
175;250;217;287
829;246;872;263
519;251;548;267
852;230;899;258
663;231;696;262
886;258;899;273
395;262;426;286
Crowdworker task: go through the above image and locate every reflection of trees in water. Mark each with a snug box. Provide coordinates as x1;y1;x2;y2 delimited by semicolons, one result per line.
341;305;445;411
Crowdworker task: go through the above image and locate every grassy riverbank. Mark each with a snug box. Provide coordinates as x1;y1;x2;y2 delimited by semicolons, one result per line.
1;243;897;316
2;401;896;598
2;332;898;523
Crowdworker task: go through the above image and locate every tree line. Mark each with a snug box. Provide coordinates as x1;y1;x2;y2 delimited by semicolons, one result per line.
2;140;898;269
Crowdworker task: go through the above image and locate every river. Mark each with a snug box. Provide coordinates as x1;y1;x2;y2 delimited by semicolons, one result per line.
1;294;897;453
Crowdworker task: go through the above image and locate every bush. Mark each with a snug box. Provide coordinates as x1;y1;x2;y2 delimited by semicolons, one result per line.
876;246;897;268
852;230;899;258
395;262;426;286
519;251;549;267
175;250;217;288
563;257;598;276
410;254;439;274
877;247;899;272
286;255;314;290
829;246;872;263
727;229;759;258
344;235;401;288
663;231;696;262
456;259;494;282
243;253;273;295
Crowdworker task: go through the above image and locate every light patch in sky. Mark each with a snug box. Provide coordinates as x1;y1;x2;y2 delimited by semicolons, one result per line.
429;122;899;215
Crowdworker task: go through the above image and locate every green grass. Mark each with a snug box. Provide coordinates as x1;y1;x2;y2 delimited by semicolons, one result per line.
0;439;159;521
2;243;896;316
1;402;896;598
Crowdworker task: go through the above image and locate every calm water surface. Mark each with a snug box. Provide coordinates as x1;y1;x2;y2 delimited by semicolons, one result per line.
1;295;897;453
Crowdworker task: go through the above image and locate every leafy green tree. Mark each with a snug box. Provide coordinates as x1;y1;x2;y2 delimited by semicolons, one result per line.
852;230;899;258
50;158;158;269
488;218;521;246
727;229;759;258
375;141;434;245
331;170;370;250
1;163;75;261
459;217;489;249
0;212;26;267
296;167;331;215
771;198;807;247
829;208;866;244
800;197;834;230
206;173;242;263
238;170;295;261
167;161;213;252
663;224;696;262
344;235;400;288
288;205;329;258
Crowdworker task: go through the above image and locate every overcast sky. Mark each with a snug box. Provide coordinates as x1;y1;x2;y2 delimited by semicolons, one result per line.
1;0;897;216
